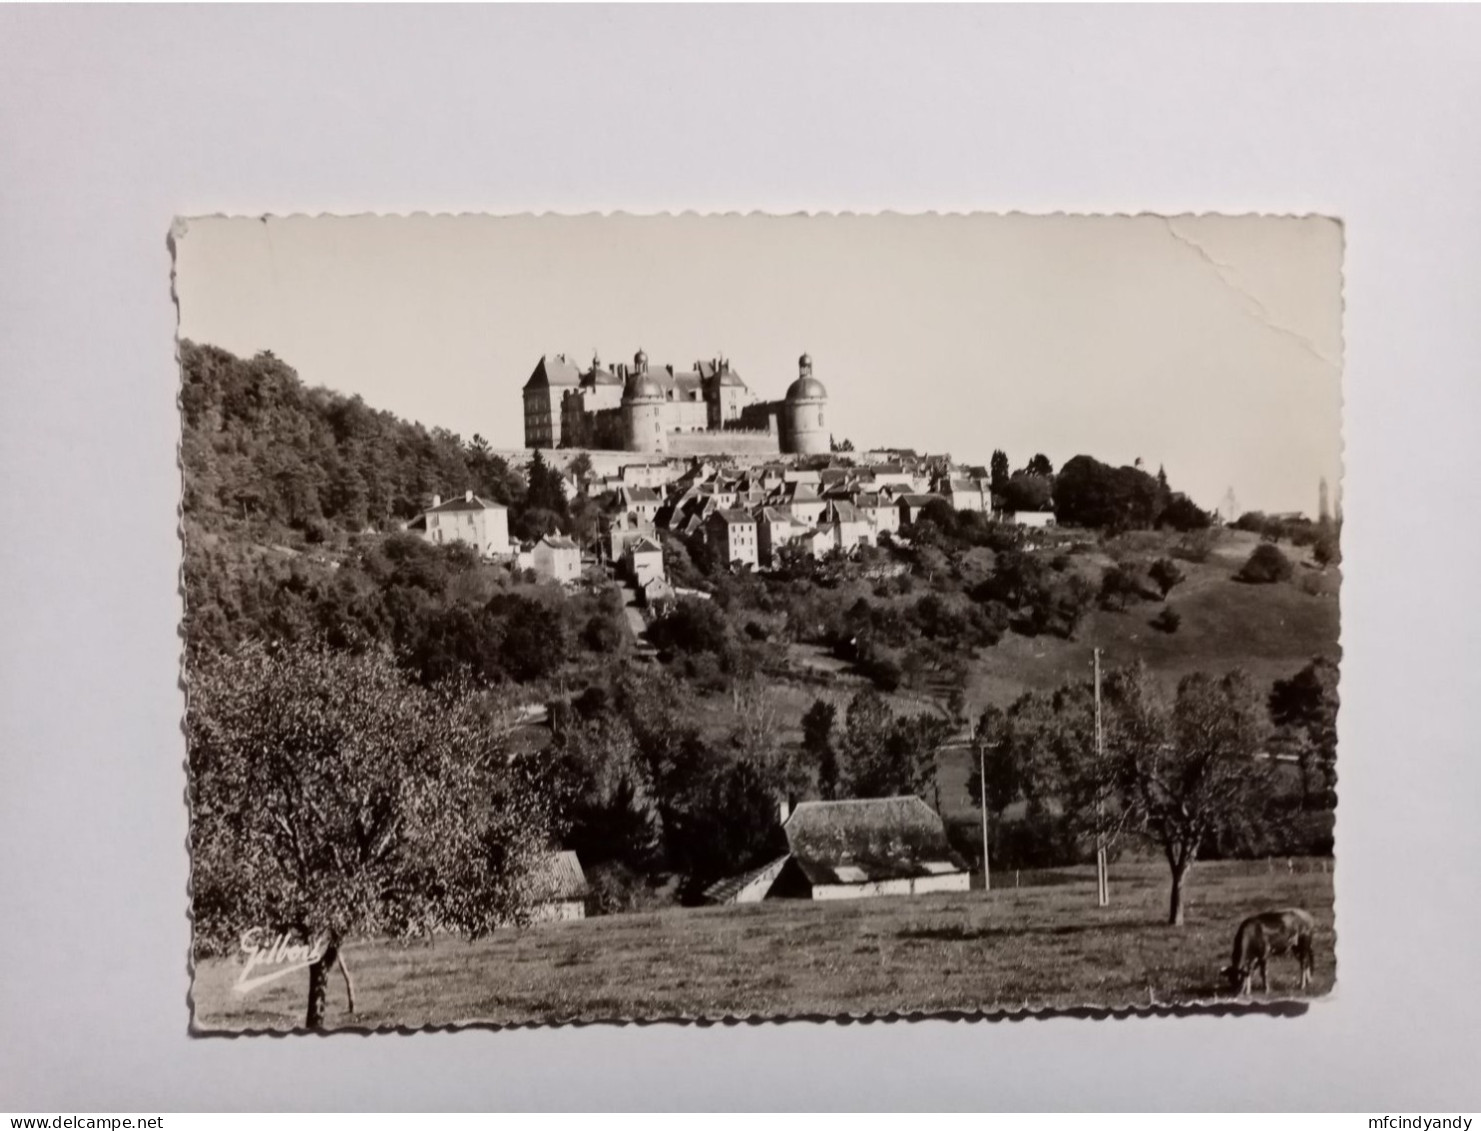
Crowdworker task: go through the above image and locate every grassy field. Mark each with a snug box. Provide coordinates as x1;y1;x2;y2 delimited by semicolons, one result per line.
192;858;1335;1031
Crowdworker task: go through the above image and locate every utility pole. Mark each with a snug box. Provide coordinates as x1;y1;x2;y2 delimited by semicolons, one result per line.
1094;647;1109;908
977;722;991;893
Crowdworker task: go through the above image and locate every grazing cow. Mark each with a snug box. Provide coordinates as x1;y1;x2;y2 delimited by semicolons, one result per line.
1224;908;1316;995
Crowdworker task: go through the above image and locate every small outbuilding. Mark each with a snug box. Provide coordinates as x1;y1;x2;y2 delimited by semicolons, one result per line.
528;850;590;922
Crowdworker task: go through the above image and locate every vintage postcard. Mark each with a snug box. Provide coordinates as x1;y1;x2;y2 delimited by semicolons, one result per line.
174;212;1342;1031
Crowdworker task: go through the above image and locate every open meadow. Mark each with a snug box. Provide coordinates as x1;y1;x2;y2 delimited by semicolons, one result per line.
193;858;1335;1031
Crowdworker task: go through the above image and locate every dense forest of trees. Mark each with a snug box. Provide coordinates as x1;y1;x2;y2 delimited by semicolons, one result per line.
181;341;531;540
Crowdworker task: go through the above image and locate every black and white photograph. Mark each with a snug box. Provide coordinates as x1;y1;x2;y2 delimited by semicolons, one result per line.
174;211;1343;1031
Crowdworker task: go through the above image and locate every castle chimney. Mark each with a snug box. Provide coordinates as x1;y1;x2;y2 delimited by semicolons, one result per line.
465;490;474;503
431;494;441;508
778;795;792;825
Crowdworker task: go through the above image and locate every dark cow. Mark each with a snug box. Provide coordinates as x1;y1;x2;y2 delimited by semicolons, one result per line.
1224;908;1316;995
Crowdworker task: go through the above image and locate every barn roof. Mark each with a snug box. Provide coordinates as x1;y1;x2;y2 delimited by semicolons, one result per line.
702;854;790;904
530;850;589;902
782;796;968;886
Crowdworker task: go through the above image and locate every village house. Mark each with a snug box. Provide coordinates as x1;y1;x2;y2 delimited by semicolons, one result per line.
897;493;945;526
1003;509;1057;528
641;574;676;611
619;462;675;490
756;506;802;566
795;525;835;559
854;492;901;538
822;499;872;552
624;535;666;588
941;478;990;513
706;508;759;570
531;533;582;584
411;491;511;557
605;511;656;562
619;485;663;524
781;481;827;526
868;462;916;492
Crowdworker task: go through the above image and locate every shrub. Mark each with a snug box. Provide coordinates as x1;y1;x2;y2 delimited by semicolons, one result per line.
1148;557;1184;597
648;596;730;656
581;612;626;653
585;861;672;916
861;653;904;691
1150;605;1182;634
1159;493;1212;532
1098;563;1147;611
1171;530;1216;563
1237;542;1294;584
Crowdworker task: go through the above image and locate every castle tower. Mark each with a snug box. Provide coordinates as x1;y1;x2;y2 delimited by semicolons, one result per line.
622;348;667;453
782;352;829;456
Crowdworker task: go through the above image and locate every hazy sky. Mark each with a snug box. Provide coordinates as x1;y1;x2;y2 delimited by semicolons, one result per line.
174;213;1342;515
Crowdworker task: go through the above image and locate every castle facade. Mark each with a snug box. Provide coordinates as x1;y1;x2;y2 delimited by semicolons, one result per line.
522;350;830;457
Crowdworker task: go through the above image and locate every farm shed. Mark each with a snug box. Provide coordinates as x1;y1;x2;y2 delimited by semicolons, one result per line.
529;850;590;922
776;796;971;900
702;855;791;905
703;796;970;904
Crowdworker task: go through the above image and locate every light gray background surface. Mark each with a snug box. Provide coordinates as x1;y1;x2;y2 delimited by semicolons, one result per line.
2;4;1480;1111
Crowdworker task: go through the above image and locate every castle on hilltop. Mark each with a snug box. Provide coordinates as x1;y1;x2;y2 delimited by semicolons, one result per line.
522;350;830;458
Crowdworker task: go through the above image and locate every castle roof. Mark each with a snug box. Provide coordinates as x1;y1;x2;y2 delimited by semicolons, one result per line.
624;369;665;400
786;374;828;401
524;354;584;390
586;365;623;387
711;508;756;525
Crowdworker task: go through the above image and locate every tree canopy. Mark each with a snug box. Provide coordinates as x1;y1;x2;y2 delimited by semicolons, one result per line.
187;640;553;1026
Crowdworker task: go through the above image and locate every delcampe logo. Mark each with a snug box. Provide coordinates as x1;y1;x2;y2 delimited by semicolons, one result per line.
233;928;329;995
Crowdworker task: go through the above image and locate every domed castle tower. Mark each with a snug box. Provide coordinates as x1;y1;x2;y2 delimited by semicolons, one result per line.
621;348;668;453
783;352;829;456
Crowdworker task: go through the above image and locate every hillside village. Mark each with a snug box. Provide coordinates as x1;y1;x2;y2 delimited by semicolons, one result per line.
180;341;1341;1027
399;448;1057;607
